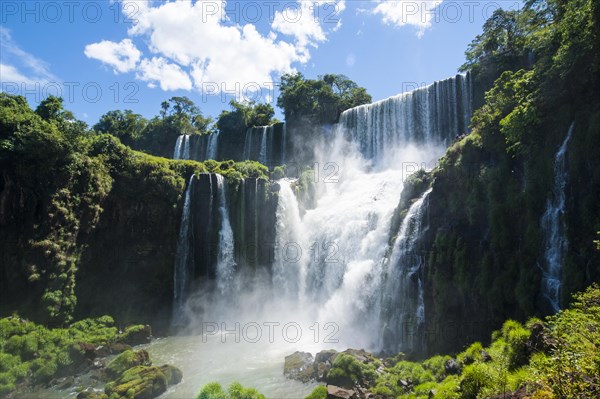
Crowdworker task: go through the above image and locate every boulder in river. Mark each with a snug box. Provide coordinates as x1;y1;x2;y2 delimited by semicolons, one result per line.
283;351;315;382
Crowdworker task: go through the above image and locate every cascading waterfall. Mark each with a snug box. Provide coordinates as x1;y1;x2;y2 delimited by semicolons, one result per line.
381;188;432;354
541;122;574;312
272;179;304;298
207;132;220;160
173;124;287;165
171;74;473;355
172;176;195;324
338;73;472;159
173;135;184;159
259;126;268;164
215;174;236;293
173;135;191;160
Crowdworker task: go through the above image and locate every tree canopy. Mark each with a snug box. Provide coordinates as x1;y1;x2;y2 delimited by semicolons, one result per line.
277;73;372;124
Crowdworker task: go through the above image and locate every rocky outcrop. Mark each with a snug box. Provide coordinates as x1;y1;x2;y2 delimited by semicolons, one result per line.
105;365;172;399
284;351;315;383
106;350;151;379
284;348;380;392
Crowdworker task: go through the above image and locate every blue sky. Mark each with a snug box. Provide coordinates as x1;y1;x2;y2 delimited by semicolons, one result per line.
0;1;522;124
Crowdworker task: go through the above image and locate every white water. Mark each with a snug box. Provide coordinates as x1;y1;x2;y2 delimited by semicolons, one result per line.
541;122;574;312
273;179;304;298
173;135;184;160
182;135;190;160
382;188;432;353
207;132;220;160
161;74;472;395
215;175;236;293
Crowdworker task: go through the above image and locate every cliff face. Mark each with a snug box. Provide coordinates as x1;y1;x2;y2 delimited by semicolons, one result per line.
74;169;183;332
396;95;600;356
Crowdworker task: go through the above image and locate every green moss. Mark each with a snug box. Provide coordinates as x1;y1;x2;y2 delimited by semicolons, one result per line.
326;353;377;388
106;350;151;378
304;385;327;399
196;382;265;399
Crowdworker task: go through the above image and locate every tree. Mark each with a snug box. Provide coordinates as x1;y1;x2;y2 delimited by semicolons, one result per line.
159;96;212;135
93;110;148;148
277;73;371;124
216;100;276;134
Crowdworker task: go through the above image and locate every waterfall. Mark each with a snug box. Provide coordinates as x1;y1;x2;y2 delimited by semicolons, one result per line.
182;135;190;160
259;126;268;164
171;74;473;355
173;135;191;160
173;135;185;159
273;179;304;298
215;174;236;293
207;132;220;160
541;123;574;312
381;188;432;354
338;74;472;159
172;175;195;324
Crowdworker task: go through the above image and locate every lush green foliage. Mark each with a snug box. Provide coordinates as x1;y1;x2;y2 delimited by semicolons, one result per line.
196;382;266;399
326;353;378;388
305;285;596;399
0;93;268;326
277;73;371;124
423;0;600;354
216;100;277;135
94;96;213;157
0;315;144;395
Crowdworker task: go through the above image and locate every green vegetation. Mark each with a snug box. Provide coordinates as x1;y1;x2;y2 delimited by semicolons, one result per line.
298;285;599;399
0;315;139;395
419;0;600;353
0;92;269;327
277;73;371;124
94;96;213;157
216;100;278;135
196;381;266;399
326;352;378;388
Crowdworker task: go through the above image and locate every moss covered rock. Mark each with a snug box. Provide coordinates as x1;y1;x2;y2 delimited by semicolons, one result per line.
117;325;152;346
104;365;168;399
106;350;151;379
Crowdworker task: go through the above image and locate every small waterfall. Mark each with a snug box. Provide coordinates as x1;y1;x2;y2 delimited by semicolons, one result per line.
273;179;304;298
173;135;191;160
207;132;220;160
181;135;190;160
215;175;236;293
259;127;268;164
172;175;195;324
541;123;574;312
381;188;432;354
173;135;184;160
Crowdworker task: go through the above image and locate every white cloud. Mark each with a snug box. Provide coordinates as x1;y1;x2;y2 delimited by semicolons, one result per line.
0;64;30;85
0;27;57;86
372;0;444;37
136;57;193;91
85;1;346;94
84;39;141;73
